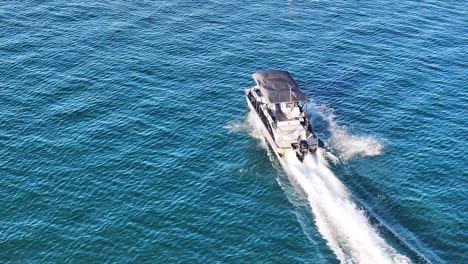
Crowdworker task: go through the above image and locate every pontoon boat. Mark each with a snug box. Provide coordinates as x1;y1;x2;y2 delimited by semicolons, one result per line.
245;70;323;162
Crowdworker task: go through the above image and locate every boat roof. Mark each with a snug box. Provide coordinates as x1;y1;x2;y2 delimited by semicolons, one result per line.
252;70;307;104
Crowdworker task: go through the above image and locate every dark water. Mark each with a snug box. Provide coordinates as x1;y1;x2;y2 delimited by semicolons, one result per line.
0;1;466;263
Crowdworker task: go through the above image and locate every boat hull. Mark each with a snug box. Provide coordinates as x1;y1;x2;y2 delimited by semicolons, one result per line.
245;94;289;164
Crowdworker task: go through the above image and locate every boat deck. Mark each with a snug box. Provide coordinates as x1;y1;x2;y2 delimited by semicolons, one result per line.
275;110;289;122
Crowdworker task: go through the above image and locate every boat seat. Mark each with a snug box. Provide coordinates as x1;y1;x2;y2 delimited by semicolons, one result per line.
291;107;301;118
276;110;289;122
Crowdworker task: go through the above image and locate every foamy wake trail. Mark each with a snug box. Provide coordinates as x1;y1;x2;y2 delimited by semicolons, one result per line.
241;106;410;263
226;113;269;149
312;105;383;161
283;150;410;264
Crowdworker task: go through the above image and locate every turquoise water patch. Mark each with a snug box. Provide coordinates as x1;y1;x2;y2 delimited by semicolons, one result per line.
0;1;466;263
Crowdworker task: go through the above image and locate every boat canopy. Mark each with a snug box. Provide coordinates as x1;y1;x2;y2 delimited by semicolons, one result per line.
252;70;307;104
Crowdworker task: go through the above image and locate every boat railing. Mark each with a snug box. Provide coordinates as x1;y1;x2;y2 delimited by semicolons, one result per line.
247;90;276;141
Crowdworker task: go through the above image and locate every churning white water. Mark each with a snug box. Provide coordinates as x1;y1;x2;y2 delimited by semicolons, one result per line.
310;104;383;161
283;149;410;264
242;109;410;263
226;112;269;148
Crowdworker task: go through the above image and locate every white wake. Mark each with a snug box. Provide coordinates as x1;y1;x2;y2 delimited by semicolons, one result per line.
283;149;410;264
311;104;383;161
240;110;410;263
226;113;269;149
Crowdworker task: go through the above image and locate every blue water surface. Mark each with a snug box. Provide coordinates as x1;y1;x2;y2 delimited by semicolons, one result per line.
0;1;466;263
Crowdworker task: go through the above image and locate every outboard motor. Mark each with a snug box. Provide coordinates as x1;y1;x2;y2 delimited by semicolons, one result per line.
292;140;309;162
309;144;317;153
307;135;318;153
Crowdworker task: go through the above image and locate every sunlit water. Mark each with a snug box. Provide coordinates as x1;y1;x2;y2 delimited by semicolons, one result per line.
0;1;466;263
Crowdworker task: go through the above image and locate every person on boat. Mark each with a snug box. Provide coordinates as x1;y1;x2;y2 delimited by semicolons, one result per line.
290;102;301;119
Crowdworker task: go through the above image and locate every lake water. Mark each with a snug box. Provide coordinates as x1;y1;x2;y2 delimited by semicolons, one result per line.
0;1;466;263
